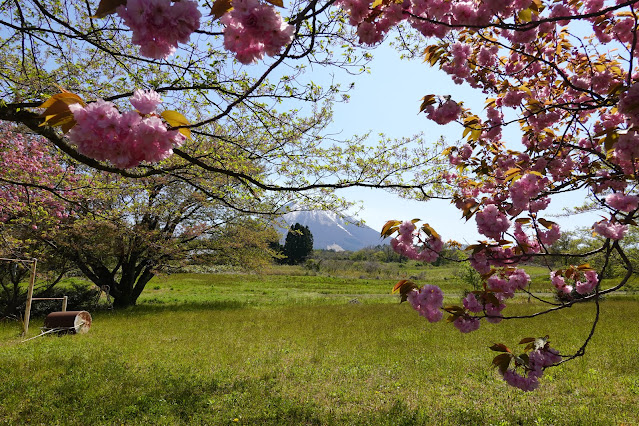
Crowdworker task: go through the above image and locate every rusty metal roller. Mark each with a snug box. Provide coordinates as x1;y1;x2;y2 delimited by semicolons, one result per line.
44;311;92;334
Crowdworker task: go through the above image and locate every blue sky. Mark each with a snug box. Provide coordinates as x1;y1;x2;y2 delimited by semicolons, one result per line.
324;40;599;244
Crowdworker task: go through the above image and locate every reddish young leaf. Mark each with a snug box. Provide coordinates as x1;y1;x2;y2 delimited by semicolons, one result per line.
418;94;436;113
92;0;127;18
480;268;496;280
380;220;401;237
538;218;557;229
38;92;85;132
482;291;500;307
391;280;417;303
211;0;234;20
517;353;530;366
421;223;441;240
489;343;511;353
492;353;513;374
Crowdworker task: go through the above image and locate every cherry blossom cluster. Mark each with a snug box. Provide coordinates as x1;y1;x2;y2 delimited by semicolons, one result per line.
407;284;443;323
551;268;599;296
593;219;628;241
67;90;185;169
502;345;562;392
463;293;504;324
606;192;639;213
390;220;443;263
335;0;545;49
474;204;510;240
423;99;462;125
220;0;295;64
117;0;201;59
0;123;75;227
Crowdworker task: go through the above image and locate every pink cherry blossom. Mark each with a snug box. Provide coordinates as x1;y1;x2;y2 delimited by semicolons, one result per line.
503;369;540;391
424;99;462;125
117;0;201;59
67;92;185;168
453;315;480;333
593;219;628;240
390;220;443;262
463;293;483;313
407;284;444;322
619;82;639;126
605;192;639;212
220;0;294;64
475;204;510;240
539;223;561;246
485;302;505;324
509;173;549;215
575;270;599;295
550;271;573;295
130;89;162;114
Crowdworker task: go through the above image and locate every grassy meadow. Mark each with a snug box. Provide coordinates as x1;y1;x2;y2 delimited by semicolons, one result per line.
1;266;638;425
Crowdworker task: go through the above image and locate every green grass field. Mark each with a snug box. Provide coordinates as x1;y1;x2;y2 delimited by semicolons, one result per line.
1;270;638;425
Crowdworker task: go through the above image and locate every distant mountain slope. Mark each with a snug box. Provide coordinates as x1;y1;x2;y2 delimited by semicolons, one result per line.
278;210;383;251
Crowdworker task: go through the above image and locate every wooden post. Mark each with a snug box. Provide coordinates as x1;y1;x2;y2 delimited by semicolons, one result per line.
22;258;38;337
62;296;68;312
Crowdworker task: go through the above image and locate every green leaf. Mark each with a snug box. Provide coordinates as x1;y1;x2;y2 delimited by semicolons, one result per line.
518;8;533;22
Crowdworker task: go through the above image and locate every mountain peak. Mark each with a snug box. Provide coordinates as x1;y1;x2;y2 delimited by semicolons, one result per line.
277;209;383;251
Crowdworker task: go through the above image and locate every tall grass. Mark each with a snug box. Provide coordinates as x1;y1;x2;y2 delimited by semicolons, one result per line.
135;265;574;309
1;273;638;425
0;290;639;425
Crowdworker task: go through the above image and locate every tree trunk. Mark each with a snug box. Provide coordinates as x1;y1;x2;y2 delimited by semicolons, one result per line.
112;292;137;308
110;265;155;308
